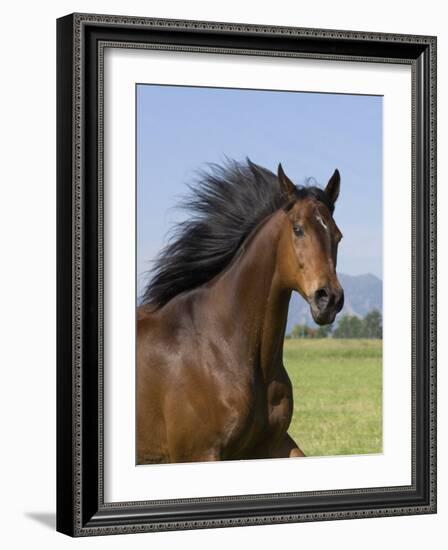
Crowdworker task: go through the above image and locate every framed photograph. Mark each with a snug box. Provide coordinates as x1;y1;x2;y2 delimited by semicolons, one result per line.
56;13;437;536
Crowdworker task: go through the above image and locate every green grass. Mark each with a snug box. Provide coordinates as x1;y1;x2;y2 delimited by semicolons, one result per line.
284;339;382;457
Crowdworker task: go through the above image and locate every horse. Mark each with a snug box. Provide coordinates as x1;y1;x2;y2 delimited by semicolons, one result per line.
137;159;344;464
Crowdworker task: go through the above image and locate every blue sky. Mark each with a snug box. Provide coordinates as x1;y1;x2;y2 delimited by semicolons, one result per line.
137;84;382;299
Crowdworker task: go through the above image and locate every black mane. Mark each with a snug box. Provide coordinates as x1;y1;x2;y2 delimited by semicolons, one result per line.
142;159;333;307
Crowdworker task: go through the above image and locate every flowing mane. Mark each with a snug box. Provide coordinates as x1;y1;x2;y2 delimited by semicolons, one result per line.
142;158;333;307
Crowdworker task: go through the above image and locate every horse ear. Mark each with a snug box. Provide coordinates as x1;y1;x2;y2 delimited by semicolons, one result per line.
277;163;296;199
325;169;340;205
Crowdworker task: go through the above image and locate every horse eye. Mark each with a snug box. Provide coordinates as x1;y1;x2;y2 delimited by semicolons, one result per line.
293;224;304;237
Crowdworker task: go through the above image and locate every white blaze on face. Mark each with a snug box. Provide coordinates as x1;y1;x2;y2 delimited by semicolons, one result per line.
316;214;328;232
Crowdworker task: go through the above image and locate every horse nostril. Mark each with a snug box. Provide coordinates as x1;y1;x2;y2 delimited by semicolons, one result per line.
314;288;330;311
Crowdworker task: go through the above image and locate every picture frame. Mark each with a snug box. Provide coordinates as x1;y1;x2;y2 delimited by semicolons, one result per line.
56;12;437;537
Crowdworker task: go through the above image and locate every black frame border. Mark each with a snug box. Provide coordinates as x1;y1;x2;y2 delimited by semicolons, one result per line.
57;13;437;537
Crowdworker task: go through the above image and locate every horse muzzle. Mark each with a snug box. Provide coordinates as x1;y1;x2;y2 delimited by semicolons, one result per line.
309;286;344;326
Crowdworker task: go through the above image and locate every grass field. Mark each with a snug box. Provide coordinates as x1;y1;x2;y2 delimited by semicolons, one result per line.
284;339;382;457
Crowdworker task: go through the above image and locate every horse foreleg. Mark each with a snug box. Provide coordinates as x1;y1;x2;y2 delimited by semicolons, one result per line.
167;443;222;463
169;451;221;463
271;432;305;458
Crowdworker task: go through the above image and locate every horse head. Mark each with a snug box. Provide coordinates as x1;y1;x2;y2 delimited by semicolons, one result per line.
276;164;344;325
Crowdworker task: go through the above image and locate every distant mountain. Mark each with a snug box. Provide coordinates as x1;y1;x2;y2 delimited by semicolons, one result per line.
286;273;382;334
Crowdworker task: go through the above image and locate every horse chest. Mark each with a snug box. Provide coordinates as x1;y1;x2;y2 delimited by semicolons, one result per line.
265;379;294;433
222;374;293;457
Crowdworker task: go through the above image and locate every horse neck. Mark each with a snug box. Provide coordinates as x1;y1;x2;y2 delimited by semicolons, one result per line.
211;210;291;380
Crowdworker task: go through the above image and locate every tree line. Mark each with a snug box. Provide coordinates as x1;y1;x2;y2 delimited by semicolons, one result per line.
287;309;382;339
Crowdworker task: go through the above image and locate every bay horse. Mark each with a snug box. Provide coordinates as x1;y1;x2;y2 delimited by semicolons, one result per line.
137;160;344;464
